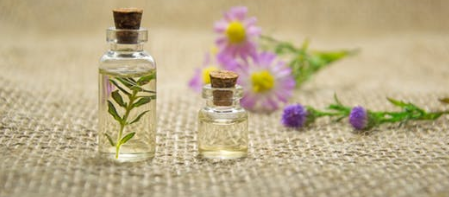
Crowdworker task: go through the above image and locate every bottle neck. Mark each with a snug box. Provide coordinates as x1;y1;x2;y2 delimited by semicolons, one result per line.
205;98;241;109
109;43;144;52
106;27;148;52
201;84;244;110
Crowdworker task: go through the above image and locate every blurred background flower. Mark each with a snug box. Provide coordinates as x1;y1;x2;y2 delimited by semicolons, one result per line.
214;6;260;59
188;50;223;92
190;6;357;113
237;52;295;112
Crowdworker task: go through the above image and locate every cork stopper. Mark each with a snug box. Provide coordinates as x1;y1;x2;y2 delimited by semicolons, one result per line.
112;8;143;44
209;70;239;106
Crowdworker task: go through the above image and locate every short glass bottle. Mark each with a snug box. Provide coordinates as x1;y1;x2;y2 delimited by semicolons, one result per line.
198;84;248;159
98;27;157;162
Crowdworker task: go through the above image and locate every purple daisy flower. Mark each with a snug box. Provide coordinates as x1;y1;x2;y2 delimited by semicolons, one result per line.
281;104;308;128
214;6;261;59
349;106;368;130
188;52;224;92
236;52;296;112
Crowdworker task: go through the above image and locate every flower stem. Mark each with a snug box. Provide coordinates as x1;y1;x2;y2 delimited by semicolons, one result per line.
260;34;282;44
314;111;344;117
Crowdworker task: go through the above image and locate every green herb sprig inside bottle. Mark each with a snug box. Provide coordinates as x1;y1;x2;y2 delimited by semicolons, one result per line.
98;8;156;162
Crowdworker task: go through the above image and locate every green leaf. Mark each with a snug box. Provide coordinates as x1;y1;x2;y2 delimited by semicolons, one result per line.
119;132;135;146
111;90;126;108
131;86;142;92
136;95;156;99
386;99;427;119
421;112;443;120
107;101;122;122
275;42;297;54
383;112;409;122
312;50;356;64
109;79;130;95
104;133;115;146
334;93;343;105
387;97;408;107
141;89;156;94
132;86;155;93
328;104;350;112
132;96;153;108
127;77;137;83
301;39;310;51
289;58;310;88
308;55;326;68
439;98;449;104
137;73;156;85
129;110;149;125
333;115;346;122
115;77;136;88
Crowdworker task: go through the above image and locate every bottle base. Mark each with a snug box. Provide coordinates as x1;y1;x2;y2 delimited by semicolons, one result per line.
99;152;155;162
199;148;247;159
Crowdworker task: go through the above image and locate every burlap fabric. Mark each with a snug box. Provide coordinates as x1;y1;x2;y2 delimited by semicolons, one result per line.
1;1;448;196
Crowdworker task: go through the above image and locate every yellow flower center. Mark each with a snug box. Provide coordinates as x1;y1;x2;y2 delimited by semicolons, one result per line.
202;66;218;84
226;21;246;43
251;70;275;93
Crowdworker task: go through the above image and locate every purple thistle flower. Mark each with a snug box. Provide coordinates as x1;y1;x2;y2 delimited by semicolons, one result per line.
281;104;308;128
349;106;368;130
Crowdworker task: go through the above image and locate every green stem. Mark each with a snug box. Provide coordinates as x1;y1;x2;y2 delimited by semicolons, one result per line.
115;90;138;159
374;110;449;125
314;111;344;117
115;124;125;159
260;34;280;43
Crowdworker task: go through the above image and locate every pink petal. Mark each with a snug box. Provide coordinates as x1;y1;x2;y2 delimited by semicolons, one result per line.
274;91;289;103
224;11;233;21
283;78;296;88
215;37;228;46
217;52;240;71
247;26;261;36
229;6;248;21
244;17;257;27
257;52;276;66
214;20;228;32
241;93;257;109
220;45;238;57
237;41;257;59
274;67;292;78
264;97;279;111
188;69;203;92
274;87;293;102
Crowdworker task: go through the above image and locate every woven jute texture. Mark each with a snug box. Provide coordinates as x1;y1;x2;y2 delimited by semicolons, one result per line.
1;1;449;197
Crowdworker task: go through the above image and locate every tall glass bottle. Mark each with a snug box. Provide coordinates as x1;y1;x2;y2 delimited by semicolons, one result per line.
198;71;248;159
98;8;156;162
